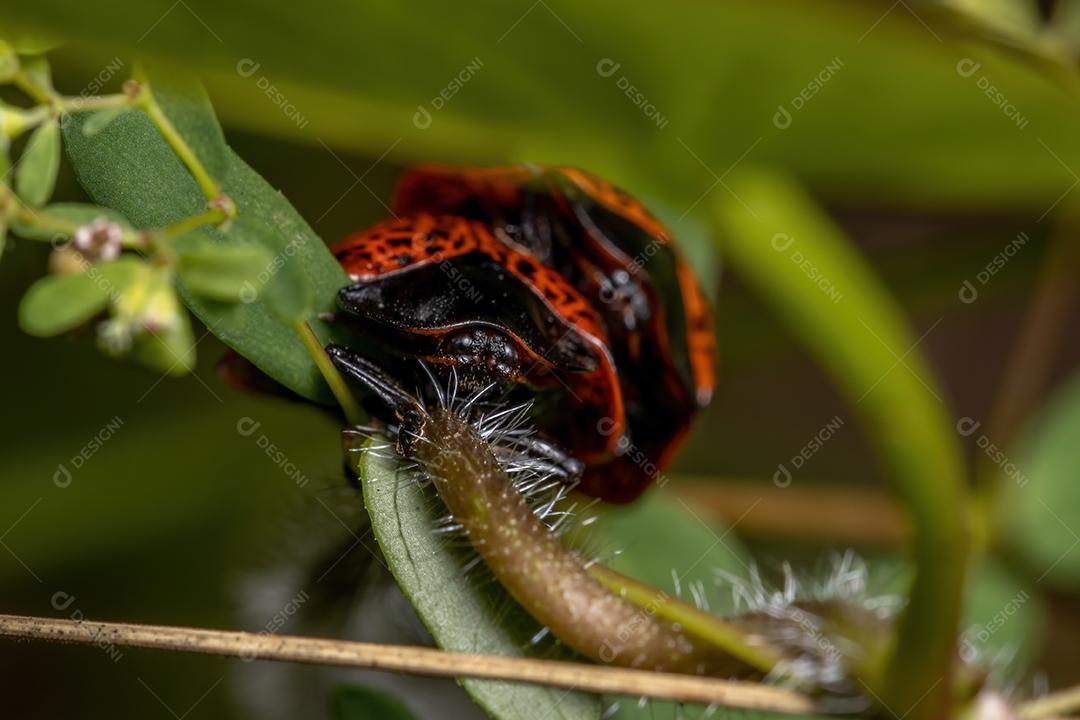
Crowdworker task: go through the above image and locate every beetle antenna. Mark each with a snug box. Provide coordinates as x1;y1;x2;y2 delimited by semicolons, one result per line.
327;345;423;420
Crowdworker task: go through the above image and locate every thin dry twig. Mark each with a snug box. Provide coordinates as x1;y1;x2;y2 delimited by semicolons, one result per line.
0;613;819;715
1018;683;1080;719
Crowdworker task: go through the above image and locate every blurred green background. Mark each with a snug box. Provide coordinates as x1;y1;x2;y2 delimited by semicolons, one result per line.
2;0;1080;717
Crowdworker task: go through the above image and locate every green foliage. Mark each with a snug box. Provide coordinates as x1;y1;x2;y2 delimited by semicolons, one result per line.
173;228;273;302
590;492;749;614
80;106;132;136
357;442;601;720
9;202;132;241
1004;371;1080;588
15;118;60;206
18;256;139;336
61;71;350;401
332;685;418;720
715;168;967;710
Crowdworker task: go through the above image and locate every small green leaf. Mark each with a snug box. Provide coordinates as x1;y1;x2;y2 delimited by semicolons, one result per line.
131;303;196;375
9;202;133;242
63;70;351;402
174;229;274;302
81;106;132;137
0;40;17;82
18;53;52;91
16;119;60;206
18;257;140;337
1003;370;1080;588
332;685;417;720
357;443;601;720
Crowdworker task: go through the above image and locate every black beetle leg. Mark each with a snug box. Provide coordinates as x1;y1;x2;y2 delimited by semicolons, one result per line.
326;344;423;423
500;432;584;486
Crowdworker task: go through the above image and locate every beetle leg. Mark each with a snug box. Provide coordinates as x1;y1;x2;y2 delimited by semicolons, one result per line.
498;432;584;486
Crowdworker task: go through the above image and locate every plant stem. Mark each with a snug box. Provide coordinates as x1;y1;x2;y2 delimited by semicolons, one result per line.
293;320;364;425
586;564;787;674
1018;684;1080;719
132;70;231;212
674;476;905;546
163;207;228;237
57;93;133;114
12;70;54;105
0;613;819;714
10;197;147;249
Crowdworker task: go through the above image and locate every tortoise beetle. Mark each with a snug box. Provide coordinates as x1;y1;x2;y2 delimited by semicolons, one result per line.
330;165;717;503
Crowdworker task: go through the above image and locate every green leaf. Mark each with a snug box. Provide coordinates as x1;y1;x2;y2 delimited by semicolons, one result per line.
15;118;60;206
961;559;1044;674
332;685;417;720
714;168;967;710
357;443;601;720
130;301;196;375
590;491;750;614
80;106;132;136
0;39;16;82
9;201;133;242
8;2;1080;214
174;228;274;302
62;69;351;402
18;53;52;90
1003;370;1080;588
18;257;141;336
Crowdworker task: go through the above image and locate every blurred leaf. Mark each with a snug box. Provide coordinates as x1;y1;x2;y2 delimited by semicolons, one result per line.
590;491;750;615
62;70;350;402
1003;370;1080;588
18;256;140;336
332;685;417;720
80;106;132;136
3;32;59;54
8;1;1080;212
9;201;133;241
357;443;601;720
19;53;52;90
0;40;16;82
129;286;196;375
174;228;273;302
961;559;1044;673
15;119;60;206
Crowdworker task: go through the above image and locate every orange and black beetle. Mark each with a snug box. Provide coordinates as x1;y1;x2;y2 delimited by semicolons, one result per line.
330;165;717;503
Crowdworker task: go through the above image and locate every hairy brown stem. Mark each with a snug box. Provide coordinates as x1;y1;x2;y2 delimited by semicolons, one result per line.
411;408;771;677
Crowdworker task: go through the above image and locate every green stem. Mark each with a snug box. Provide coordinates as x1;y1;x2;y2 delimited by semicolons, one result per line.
587;564;786;675
10;197;147;249
293;320;364;425
162;207;227;237
132;71;231;212
57;93;133;114
12;69;54;105
2;105;52;140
